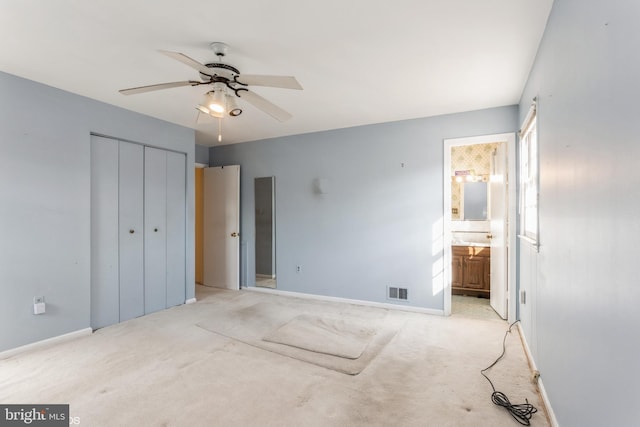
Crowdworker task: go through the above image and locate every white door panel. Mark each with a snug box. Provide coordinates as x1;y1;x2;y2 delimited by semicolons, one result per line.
490;143;507;319
203;165;240;290
144;147;167;313
118;141;144;321
90;136;120;329
166;151;186;307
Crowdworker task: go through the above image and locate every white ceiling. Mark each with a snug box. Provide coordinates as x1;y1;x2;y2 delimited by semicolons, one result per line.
0;0;552;146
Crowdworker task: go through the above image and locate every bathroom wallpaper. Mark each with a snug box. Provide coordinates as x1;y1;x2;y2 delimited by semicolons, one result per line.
451;143;499;220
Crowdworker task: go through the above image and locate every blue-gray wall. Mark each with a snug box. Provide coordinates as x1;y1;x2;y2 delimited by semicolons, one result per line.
211;106;517;310
195;144;210;165
0;71;196;353
518;1;640;425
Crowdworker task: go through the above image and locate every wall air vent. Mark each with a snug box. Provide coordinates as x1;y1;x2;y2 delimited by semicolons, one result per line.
388;287;408;301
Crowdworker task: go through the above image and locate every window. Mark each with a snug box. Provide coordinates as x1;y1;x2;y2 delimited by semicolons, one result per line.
519;103;538;246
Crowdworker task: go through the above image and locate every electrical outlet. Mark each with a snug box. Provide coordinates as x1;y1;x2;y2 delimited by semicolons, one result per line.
33;296;46;315
531;370;540;383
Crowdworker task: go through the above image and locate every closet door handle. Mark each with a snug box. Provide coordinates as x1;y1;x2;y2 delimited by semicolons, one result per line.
154;228;159;232
129;229;135;234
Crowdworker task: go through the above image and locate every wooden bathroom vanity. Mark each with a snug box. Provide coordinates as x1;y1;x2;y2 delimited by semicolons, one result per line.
452;245;491;298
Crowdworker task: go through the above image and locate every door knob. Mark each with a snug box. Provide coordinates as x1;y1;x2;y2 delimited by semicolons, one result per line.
129;229;135;234
231;232;239;237
486;234;493;239
154;228;158;232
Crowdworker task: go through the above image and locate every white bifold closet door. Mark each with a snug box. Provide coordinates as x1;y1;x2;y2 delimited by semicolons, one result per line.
144;147;168;314
118;141;144;322
91;136;120;329
90;136;186;329
165;151;186;307
144;147;186;314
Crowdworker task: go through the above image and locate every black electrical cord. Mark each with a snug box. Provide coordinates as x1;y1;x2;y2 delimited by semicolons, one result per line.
480;320;538;426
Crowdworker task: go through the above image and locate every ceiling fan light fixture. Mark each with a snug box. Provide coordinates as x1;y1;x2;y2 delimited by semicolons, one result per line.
119;44;303;142
207;90;226;113
196;99;223;119
227;95;242;117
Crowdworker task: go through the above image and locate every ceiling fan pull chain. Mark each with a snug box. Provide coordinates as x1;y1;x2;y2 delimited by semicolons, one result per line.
218;117;222;143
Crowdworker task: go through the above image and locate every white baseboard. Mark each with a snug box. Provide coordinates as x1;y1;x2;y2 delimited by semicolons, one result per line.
244;287;444;316
0;328;93;360
185;298;197;305
517;323;558;427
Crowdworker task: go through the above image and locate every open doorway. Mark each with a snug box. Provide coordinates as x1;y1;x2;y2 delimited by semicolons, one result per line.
443;133;517;323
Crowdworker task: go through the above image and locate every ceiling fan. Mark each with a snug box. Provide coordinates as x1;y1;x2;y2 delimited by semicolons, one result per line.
119;42;303;123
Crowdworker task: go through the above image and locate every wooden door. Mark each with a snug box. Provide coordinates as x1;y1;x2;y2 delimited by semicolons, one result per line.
464;257;485;289
203;165;240;290
452;254;463;288
483;256;491;290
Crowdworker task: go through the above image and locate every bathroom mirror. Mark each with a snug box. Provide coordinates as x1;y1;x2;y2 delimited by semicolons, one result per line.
255;177;276;288
463;181;488;220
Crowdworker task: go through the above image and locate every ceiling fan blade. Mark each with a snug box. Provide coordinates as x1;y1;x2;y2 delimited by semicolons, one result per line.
237;90;293;122
159;50;213;76
119;80;200;95
235;75;303;90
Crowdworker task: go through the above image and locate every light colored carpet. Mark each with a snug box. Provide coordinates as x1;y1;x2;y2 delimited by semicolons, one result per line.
263;314;375;359
197;299;404;374
0;286;549;427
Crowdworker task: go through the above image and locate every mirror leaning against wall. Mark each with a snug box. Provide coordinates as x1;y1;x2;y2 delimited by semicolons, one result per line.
255;177;276;288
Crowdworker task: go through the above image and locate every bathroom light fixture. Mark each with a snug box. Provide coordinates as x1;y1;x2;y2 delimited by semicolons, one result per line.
454;169;486;183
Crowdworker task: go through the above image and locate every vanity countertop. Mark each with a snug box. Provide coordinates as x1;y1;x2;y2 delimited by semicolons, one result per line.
452;241;490;247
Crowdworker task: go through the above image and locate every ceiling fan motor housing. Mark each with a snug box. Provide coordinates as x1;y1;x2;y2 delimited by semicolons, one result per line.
201;62;240;79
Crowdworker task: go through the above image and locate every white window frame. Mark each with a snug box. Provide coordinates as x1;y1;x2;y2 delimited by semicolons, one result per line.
519;102;539;248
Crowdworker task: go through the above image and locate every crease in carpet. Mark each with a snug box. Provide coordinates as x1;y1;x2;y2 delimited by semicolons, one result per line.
196;301;404;375
263;314;376;359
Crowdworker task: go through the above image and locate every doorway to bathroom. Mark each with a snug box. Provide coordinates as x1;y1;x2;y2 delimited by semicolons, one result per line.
443;133;517;323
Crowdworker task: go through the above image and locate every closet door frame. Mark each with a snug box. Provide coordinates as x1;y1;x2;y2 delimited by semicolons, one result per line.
90;134;187;328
